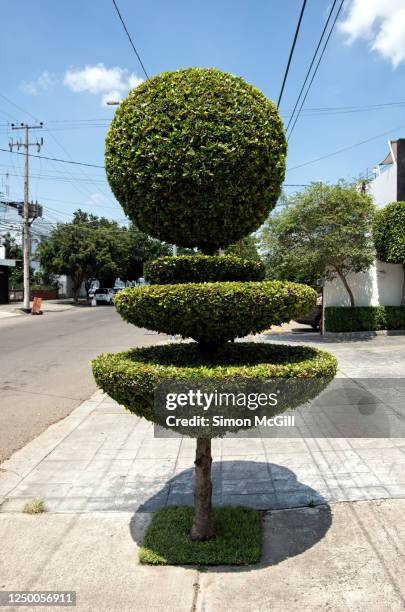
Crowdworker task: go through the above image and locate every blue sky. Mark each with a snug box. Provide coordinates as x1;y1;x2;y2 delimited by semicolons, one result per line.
1;0;405;229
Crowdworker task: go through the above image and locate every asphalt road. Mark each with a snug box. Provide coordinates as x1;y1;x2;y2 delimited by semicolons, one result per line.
0;305;167;463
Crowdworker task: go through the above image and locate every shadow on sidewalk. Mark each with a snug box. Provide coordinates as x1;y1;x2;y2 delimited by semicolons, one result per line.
129;460;332;567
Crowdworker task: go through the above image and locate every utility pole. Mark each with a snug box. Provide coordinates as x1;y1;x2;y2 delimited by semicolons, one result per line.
9;122;43;311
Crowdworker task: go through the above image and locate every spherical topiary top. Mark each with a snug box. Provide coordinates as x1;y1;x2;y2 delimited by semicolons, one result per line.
373;201;405;264
105;68;286;253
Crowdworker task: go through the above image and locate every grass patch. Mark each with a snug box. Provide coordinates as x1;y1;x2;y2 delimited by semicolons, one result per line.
139;506;262;566
23;499;46;514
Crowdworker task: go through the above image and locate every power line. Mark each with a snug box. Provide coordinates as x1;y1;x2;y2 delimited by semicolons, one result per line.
277;0;308;109
1;171;107;184
285;0;338;133
286;121;405;172
287;0;345;140
0;147;104;168
112;0;149;80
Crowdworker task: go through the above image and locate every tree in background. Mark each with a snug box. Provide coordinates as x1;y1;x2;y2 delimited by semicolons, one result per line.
125;224;171;279
2;233;23;287
259;182;375;306
225;235;261;261
37;210;170;299
373;201;405;305
259;213;322;288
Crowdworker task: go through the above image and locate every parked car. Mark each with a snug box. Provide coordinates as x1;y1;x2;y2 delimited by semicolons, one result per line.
94;288;115;304
293;294;322;330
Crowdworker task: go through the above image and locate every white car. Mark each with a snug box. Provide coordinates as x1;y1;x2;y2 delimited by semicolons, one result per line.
94;288;115;304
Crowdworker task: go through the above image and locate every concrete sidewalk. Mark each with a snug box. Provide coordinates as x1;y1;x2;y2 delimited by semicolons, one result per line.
0;500;404;611
0;299;80;317
1;387;405;513
2;331;405;513
0;332;404;610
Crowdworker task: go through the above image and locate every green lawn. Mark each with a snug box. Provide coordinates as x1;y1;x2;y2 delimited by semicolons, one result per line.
139;505;262;566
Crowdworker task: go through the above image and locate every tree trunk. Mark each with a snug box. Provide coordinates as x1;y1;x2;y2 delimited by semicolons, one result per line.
401;264;405;306
335;268;355;307
190;437;214;541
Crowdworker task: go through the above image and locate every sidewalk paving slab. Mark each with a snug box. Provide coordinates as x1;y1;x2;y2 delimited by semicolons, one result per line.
1;381;405;513
0;499;404;612
197;499;405;612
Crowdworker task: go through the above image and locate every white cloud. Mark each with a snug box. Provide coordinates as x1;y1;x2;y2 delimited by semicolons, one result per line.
20;71;54;95
339;0;405;68
128;74;143;89
64;63;143;105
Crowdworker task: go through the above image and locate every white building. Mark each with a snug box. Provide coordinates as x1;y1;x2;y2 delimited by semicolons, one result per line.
324;140;405;308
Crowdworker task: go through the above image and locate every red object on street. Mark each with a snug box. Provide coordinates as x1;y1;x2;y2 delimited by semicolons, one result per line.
31;296;43;315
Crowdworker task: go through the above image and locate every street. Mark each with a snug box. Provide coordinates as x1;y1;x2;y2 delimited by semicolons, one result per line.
0;306;166;463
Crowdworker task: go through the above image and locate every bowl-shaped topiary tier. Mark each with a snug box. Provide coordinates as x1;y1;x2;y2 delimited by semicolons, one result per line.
114;281;316;345
92;341;338;424
145;255;265;285
105;68;286;253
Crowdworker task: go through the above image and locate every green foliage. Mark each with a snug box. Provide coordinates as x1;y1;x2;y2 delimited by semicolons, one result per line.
37;210;169;299
2;233;23;286
139;506;262;565
2;232;22;260
145;255;265;285
113;281;316;344
373;201;405;263
325;306;405;332
105;67;286;253
92;342;338;422
225;235;262;261
32;269;58;288
37;211;127;299
259;182;375;304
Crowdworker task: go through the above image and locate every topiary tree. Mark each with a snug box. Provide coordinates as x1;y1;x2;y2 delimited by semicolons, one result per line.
105;68;286;254
93;68;337;544
373;201;405;305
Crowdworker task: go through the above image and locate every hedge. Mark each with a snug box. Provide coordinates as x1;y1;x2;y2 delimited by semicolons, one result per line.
92;342;338;424
114;281;316;344
325;306;405;332
373;201;405;264
105;68;286;253
144;255;265;284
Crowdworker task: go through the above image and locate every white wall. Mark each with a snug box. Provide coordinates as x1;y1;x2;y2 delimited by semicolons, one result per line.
324;261;403;307
369;165;396;208
56;275;87;298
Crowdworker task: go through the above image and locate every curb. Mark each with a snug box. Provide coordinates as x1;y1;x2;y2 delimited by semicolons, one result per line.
324;329;405;339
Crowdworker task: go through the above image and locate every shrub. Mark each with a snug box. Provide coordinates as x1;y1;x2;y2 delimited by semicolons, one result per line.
105;68;286;253
325;306;405;332
92;342;338;423
114;281;316;344
144;255;265;284
373;201;405;264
